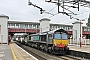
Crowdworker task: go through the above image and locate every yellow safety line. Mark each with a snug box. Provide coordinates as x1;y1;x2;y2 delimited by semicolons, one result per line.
10;43;18;60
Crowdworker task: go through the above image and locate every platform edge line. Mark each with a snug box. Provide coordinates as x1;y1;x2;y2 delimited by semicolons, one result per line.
14;43;38;60
10;43;18;60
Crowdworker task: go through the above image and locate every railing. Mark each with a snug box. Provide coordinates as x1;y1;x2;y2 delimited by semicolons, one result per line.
69;39;90;45
82;39;90;45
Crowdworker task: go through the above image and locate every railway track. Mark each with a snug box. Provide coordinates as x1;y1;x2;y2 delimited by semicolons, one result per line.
58;55;83;60
15;41;84;60
15;41;45;60
15;41;61;60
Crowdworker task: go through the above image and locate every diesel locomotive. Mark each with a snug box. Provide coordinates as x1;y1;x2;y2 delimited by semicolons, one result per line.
27;29;69;54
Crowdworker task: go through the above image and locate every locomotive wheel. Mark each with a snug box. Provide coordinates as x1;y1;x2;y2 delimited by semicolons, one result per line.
49;48;54;55
37;45;40;50
51;50;54;55
62;51;65;55
44;46;48;53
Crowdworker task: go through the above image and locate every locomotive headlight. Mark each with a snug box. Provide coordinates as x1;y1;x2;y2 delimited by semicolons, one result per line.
65;44;68;48
65;44;68;46
55;44;58;46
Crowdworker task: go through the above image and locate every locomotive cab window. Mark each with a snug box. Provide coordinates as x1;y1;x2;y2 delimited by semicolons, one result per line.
61;33;68;39
54;34;61;39
48;34;53;39
54;33;68;39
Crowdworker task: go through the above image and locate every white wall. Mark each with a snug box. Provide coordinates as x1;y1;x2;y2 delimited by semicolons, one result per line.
39;18;50;32
73;22;82;44
0;16;9;44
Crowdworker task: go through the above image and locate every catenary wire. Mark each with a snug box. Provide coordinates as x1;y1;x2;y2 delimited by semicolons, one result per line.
61;17;88;25
40;6;57;19
75;10;90;16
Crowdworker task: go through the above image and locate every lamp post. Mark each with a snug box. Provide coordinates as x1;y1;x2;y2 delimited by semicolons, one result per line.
76;18;85;48
80;20;82;48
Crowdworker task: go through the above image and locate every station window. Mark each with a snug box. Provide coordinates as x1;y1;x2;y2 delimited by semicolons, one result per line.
35;25;37;28
16;24;19;28
69;27;71;30
56;26;58;29
59;26;61;29
8;24;10;28
67;27;69;30
25;24;28;28
33;25;36;28
32;25;33;28
61;27;63;29
88;29;90;31
10;24;15;28
63;26;65;29
84;28;87;31
54;26;56;29
20;24;23;28
29;24;32;28
65;27;67;30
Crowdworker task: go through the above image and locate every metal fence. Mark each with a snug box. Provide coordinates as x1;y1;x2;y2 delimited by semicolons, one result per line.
82;39;90;45
69;39;90;45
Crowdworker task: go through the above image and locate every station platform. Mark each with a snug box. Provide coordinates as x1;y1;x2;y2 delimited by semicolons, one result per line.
10;42;38;60
68;44;90;53
0;44;13;60
0;42;38;60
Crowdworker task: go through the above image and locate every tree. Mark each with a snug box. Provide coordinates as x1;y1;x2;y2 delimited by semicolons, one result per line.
86;14;90;39
86;14;90;27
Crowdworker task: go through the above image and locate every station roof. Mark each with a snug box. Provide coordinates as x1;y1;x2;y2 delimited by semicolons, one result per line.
0;14;9;19
8;21;89;28
8;21;72;26
39;18;50;22
8;21;39;24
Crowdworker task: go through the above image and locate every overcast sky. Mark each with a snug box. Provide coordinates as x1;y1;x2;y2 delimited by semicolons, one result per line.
0;0;90;26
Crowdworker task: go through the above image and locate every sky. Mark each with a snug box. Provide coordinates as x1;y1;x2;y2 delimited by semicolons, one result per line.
0;0;90;26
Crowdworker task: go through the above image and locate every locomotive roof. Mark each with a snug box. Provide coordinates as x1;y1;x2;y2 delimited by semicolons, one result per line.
30;29;67;36
48;29;67;34
30;33;47;36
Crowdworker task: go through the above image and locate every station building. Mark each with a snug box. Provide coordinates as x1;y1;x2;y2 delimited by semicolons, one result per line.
0;15;9;44
0;15;90;44
8;20;90;39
